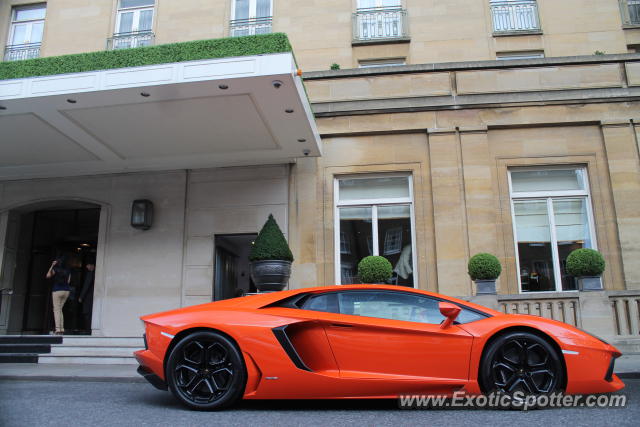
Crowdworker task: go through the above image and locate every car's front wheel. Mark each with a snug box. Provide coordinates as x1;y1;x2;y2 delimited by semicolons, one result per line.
480;331;564;399
166;331;246;410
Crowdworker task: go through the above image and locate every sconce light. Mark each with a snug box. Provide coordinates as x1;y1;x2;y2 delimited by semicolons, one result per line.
131;199;153;230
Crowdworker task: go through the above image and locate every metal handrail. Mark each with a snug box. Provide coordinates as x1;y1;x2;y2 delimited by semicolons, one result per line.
491;0;541;33
352;7;409;42
230;16;273;37
3;42;41;61
107;31;155;50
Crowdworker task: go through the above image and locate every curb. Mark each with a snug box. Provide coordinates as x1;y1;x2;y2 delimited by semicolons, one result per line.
0;375;145;383
617;372;640;379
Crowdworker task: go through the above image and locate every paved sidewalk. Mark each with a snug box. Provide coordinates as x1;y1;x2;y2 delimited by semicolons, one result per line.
0;363;143;382
1;353;639;382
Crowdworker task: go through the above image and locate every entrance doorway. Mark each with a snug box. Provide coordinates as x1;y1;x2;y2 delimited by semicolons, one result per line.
214;234;257;301
0;202;100;335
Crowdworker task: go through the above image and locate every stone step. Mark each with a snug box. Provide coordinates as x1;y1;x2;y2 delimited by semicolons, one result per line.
38;355;137;365
0;344;50;354
0;353;39;363
0;335;62;345
48;346;139;357
56;337;143;347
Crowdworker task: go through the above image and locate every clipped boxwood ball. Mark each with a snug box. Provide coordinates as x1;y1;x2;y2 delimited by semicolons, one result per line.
468;253;502;281
357;256;393;284
566;248;605;277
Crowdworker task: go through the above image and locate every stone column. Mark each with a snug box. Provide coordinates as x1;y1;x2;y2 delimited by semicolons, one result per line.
428;129;471;297
601;121;640;289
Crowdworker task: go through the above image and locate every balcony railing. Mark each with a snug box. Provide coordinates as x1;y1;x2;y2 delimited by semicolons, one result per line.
620;0;640;26
107;31;155;50
230;17;272;37
491;0;541;34
353;7;409;42
4;43;41;61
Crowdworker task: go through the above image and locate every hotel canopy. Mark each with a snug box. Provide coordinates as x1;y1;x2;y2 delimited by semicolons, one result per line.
0;33;321;180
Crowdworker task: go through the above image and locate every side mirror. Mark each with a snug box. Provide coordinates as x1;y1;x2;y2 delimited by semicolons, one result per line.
439;302;461;329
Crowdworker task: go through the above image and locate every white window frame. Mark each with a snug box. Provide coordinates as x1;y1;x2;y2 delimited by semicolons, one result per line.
7;3;46;47
334;173;418;287
231;0;273;21
115;0;155;35
508;166;598;293
357;0;402;10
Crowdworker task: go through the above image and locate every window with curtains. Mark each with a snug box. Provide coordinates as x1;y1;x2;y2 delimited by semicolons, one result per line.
509;167;597;293
5;4;46;61
335;175;416;287
354;0;407;42
112;0;155;49
230;0;272;37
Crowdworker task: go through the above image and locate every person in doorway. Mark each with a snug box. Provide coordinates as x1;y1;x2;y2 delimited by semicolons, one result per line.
46;256;71;335
78;260;95;334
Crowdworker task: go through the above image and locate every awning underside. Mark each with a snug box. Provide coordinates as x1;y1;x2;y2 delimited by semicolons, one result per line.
0;52;321;180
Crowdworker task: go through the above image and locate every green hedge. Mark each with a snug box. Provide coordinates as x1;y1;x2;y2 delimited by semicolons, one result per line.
249;214;294;262
0;33;292;80
468;253;502;281
566;248;605;277
357;256;393;284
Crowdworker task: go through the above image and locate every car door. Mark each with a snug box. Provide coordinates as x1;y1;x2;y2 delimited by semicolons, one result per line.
303;290;474;381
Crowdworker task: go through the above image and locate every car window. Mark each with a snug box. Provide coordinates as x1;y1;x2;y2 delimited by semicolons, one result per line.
337;291;445;325
298;290;487;325
300;293;339;313
455;308;486;324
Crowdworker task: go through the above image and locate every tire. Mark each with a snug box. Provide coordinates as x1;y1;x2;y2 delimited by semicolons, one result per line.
166;331;246;410
480;331;564;409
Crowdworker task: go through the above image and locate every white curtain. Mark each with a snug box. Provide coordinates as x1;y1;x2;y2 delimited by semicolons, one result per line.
139;9;153;31
256;0;271;18
514;201;551;243
553;199;589;244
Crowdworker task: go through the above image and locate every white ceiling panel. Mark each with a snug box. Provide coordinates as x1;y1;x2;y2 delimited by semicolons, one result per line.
65;95;278;159
0;113;96;167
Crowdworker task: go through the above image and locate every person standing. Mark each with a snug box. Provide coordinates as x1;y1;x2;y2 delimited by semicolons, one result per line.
78;261;95;334
46;256;71;335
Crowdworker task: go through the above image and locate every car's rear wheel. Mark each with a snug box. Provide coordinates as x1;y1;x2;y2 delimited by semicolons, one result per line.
166;331;246;410
480;331;564;402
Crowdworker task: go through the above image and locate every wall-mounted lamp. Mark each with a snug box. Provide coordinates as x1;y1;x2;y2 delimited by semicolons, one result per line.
131;199;153;230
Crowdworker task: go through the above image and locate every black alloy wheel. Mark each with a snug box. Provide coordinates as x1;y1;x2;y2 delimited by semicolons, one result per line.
166;331;246;410
480;331;564;398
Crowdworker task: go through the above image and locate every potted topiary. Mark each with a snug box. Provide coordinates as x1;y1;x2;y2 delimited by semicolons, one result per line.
249;214;294;292
468;253;502;295
357;256;393;284
566;248;605;291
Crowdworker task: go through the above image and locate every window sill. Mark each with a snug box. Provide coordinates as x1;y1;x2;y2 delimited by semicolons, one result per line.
623;24;640;29
352;37;410;47
492;30;543;37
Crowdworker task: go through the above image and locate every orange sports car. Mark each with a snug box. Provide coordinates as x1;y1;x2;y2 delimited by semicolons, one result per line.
134;284;624;410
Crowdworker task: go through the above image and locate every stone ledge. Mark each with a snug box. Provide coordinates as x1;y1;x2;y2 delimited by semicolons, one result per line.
303;53;640;79
312;87;640;117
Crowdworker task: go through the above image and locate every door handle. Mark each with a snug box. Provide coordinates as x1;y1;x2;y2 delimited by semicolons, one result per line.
330;323;353;328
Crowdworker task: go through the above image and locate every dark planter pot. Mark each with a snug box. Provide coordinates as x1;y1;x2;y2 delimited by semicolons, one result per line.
475;279;497;295
250;260;292;292
578;276;603;291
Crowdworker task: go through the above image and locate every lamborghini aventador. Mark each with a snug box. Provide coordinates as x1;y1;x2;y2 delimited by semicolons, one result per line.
134;285;624;410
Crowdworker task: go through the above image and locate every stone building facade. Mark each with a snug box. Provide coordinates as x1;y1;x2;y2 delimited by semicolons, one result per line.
0;0;639;351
